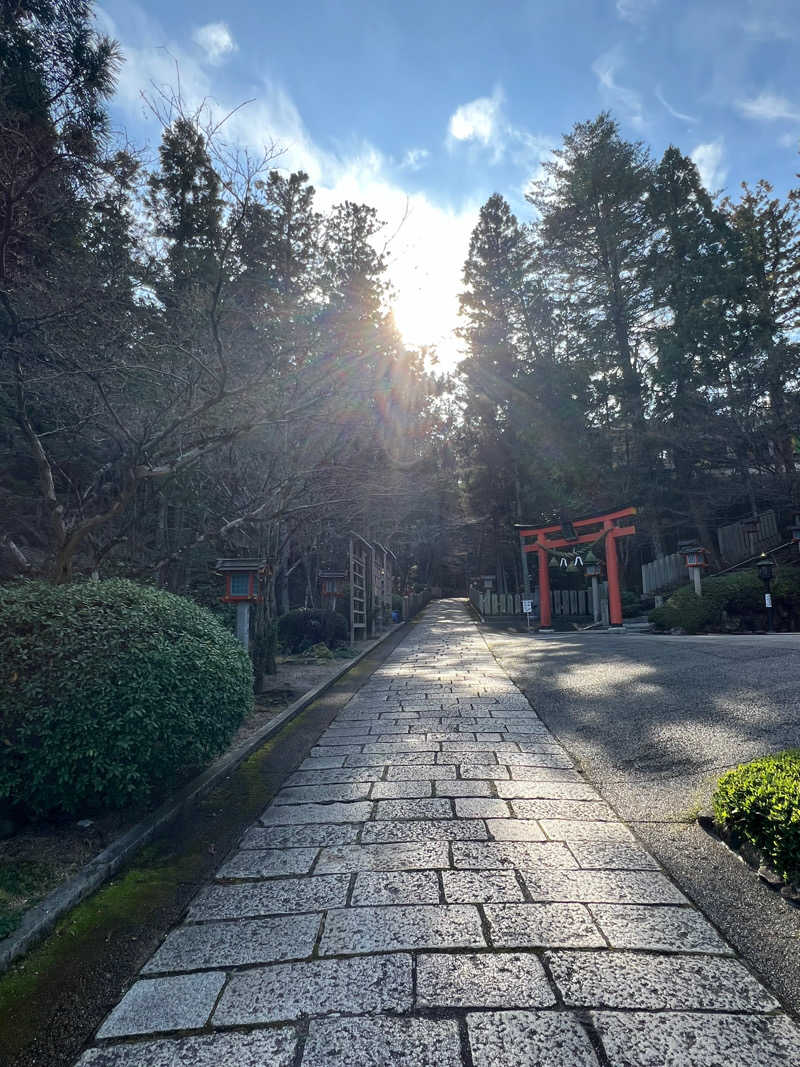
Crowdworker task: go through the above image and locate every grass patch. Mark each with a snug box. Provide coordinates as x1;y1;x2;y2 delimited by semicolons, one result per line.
712;750;800;880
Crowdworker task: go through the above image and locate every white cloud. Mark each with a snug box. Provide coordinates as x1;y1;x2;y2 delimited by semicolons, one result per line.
192;21;237;66
447;89;505;158
446;88;551;174
778;131;799;149
736;91;800;122
399;147;430;171
616;0;657;24
592;48;645;128
691;139;727;192
654;86;697;124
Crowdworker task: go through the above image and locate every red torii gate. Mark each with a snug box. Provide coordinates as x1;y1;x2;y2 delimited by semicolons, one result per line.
517;507;637;629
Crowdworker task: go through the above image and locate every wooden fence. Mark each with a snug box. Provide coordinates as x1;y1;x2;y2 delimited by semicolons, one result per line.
642;509;784;595
641;553;686;596
717;509;780;563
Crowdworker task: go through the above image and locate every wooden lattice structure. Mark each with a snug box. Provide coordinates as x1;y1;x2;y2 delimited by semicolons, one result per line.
373;542;396;630
349;533;371;645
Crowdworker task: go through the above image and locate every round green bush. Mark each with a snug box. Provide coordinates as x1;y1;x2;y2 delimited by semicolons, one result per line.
0;579;253;817
712;750;800;880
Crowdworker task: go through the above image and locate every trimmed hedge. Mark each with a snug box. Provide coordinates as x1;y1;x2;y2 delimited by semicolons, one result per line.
649;570;764;633
712;751;800;880
277;609;348;653
0;579;253;817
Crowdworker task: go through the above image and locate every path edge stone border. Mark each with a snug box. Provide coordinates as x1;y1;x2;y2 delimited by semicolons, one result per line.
0;622;409;974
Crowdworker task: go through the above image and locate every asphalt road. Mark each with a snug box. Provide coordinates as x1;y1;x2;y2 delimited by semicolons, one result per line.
483;625;800;1015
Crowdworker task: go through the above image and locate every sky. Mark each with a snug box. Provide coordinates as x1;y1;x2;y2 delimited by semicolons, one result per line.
95;0;800;372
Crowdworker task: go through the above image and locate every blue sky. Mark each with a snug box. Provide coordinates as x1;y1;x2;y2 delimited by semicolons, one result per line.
96;0;800;369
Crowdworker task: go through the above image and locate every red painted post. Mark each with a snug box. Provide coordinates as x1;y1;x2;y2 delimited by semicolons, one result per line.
537;548;553;630
605;532;623;627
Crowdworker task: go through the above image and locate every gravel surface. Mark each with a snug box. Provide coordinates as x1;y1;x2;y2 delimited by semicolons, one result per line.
485;626;800;1014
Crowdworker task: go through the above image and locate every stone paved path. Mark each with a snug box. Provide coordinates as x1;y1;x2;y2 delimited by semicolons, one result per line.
77;600;800;1066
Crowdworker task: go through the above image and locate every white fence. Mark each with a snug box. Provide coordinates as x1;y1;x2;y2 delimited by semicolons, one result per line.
470;588;593;618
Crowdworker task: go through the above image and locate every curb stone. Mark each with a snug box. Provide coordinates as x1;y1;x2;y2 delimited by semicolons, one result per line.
0;623;407;973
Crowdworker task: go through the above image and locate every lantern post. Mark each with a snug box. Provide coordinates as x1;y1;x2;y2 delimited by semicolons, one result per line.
216;558;267;650
681;546;709;597
583;555;602;623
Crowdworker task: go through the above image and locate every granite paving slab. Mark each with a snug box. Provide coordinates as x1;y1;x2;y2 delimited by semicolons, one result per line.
142;914;320;973
314;840;450;873
496;780;603;801
272;783;372;804
361;818;488;843
350;870;441;905
216;847;318;879
319;903;486;954
244;823;359;848
77;1028;298;1066
588;903;733;954
442;870;526;904
452;840;575;869
374;798;454;820
260;800;373;824
302;1015;462;1067
484;902;605;949
467;1011;600;1067
96;972;226;1038
416;952;556;1009
521;869;687;905
370;780;433;798
591;1011;800;1067
212;953;412;1024
187;875;350;920
546;950;779;1011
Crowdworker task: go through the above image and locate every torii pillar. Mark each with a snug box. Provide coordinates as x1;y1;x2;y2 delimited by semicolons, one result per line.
517;508;637;630
537;547;553;631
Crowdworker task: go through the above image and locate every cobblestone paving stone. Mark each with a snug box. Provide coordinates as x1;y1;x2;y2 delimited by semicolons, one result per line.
78;600;800;1065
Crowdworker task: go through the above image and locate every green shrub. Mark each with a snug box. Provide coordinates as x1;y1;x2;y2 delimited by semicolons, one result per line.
621;590;641;618
648;569;765;633
712;751;800;880
0;579;252;817
277;609;348;653
648;586;717;633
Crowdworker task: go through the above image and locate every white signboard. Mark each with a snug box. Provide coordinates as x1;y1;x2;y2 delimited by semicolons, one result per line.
765;593;773;608
522;599;533;614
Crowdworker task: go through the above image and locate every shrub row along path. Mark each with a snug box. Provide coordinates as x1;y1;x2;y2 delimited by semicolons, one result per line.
76;600;799;1066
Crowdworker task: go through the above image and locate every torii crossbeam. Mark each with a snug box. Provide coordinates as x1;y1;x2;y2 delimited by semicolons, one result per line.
517;507;637;629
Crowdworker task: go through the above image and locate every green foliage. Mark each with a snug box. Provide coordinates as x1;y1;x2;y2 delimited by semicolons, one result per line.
277;609;349;653
0;579;252;817
648;570;765;632
621;590;641;617
712;751;800;880
305;642;333;660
